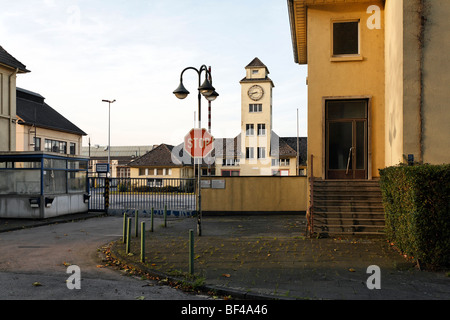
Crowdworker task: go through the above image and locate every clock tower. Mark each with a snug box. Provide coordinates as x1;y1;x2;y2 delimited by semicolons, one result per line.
239;57;275;175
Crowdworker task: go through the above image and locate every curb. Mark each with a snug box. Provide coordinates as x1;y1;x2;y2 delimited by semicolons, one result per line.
108;241;294;301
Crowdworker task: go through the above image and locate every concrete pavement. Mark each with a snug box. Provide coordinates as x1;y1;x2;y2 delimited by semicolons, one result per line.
1;213;449;300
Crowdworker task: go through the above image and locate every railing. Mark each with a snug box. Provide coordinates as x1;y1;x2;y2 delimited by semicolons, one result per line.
307;154;314;237
89;177;196;216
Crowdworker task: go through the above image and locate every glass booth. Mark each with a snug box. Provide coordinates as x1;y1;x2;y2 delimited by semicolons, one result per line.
0;152;89;219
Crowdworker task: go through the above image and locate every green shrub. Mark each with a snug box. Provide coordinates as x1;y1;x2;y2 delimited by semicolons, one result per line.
379;164;450;268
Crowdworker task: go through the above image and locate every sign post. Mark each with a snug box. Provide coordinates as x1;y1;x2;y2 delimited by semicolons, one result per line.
184;128;214;236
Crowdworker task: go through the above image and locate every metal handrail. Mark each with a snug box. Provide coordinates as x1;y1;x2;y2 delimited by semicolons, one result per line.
346;147;354;175
307;154;314;237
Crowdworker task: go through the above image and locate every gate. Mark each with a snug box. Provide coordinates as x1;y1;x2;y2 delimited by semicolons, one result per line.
88;177;196;217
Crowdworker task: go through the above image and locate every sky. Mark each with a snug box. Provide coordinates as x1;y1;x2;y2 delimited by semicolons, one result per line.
1;0;308;147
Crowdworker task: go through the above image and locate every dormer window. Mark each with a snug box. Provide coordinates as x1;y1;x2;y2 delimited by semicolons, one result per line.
332;20;360;57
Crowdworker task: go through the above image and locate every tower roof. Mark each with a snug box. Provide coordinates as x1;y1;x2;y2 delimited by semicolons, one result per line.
245;57;270;73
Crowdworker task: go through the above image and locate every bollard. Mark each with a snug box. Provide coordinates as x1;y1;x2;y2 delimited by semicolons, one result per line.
164;205;167;228
189;229;194;275
135;210;139;237
126;218;131;254
151;207;154;232
122;213;127;244
141;222;145;263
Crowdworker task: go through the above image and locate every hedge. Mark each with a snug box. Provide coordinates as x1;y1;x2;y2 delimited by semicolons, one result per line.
379;164;450;268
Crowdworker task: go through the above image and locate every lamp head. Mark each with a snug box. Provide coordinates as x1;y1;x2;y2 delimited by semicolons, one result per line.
199;78;215;97
205;91;219;102
173;82;190;100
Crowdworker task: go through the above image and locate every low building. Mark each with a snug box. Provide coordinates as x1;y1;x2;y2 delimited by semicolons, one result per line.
81;145;156;178
16;88;87;155
127;143;195;180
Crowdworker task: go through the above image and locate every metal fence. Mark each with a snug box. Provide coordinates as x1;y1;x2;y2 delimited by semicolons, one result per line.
89;177;196;217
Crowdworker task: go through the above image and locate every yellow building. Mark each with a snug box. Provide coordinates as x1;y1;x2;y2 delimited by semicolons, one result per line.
16;88;86;156
215;58;307;176
0;46;30;151
128;143;195;180
287;0;450;182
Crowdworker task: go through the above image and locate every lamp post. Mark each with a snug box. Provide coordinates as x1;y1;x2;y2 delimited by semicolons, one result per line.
174;65;218;236
102;99;116;177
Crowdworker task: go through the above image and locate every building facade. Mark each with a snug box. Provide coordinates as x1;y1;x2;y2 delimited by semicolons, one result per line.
287;0;450;182
128;143;195;180
0;46;29;151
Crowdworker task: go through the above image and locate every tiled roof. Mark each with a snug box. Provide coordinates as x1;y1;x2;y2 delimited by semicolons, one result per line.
16;88;87;136
0;45;30;73
246;57;268;70
129;143;215;167
128;144;178;167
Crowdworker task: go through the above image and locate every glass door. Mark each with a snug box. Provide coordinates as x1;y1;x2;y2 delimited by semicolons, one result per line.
326;100;368;179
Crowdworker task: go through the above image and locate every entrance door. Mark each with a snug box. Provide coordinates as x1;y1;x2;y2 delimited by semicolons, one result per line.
326;99;368;180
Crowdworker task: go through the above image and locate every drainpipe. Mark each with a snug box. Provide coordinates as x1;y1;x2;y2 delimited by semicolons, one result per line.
418;0;425;163
8;68;19;151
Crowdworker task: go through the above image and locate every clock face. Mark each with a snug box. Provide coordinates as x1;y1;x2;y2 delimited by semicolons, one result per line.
248;85;264;101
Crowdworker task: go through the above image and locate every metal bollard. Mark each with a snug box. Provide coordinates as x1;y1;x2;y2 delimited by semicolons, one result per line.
135;210;139;237
189;229;194;275
151;207;154;232
164;205;167;228
122;213;127;244
126;218;131;254
141;222;145;263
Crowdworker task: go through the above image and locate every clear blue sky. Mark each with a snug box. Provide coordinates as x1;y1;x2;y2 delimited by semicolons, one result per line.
1;0;308;147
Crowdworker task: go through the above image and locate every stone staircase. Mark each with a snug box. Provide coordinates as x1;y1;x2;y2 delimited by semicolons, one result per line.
310;180;386;236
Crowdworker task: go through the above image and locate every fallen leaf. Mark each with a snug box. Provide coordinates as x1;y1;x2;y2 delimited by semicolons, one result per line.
222;274;231;278
135;296;145;300
348;268;356;272
32;282;42;287
96;265;105;268
63;262;71;266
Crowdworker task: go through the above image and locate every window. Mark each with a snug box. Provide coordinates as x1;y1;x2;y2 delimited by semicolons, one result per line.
45;139;67;154
257;147;266;159
246;124;254;136
332;21;360;56
222;170;240;177
33;137;41;151
272;158;290;166
249;104;262;113
222;158;240;166
70;143;76;155
246;147;254;159
257;124;266;136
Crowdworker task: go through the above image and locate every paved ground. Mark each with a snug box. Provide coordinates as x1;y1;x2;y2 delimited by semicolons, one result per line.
0;213;209;301
1;213;449;300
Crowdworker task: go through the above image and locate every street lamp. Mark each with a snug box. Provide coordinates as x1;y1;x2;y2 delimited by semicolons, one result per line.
102;99;116;177
173;65;218;236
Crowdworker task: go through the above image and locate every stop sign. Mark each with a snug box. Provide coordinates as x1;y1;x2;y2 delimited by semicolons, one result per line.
184;128;214;159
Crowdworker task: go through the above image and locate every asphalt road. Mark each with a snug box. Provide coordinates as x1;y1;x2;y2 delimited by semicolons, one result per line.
0;216;207;300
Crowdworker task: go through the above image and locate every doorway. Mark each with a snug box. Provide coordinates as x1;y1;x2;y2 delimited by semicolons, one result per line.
325;99;368;180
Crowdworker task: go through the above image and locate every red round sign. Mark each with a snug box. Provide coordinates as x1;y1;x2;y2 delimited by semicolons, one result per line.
184;128;214;159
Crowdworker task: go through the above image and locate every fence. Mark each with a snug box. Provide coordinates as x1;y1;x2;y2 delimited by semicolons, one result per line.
89;177;196;217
